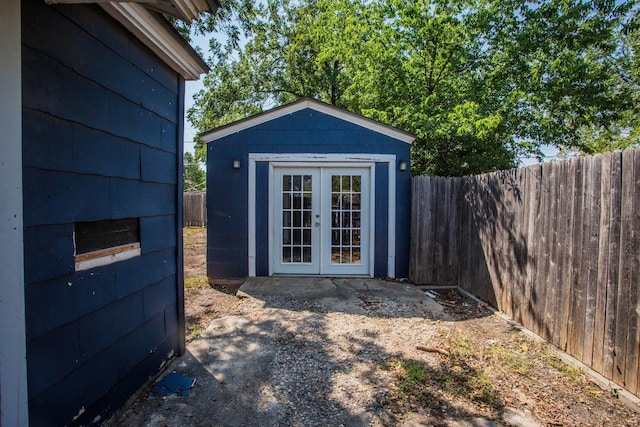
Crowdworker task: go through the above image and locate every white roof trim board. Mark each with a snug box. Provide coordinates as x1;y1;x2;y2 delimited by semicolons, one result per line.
201;98;416;144
99;2;208;80
46;0;217;23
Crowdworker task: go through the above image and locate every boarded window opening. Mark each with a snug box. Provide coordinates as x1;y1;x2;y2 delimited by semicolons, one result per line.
74;218;140;271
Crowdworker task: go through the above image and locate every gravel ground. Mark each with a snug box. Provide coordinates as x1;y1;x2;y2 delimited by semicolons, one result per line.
110;280;640;427
106;228;640;426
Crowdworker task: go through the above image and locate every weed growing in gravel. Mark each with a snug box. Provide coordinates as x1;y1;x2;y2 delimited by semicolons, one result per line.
387;354;496;413
489;343;534;376
448;335;474;359
188;324;201;338
184;227;205;237
185;276;209;289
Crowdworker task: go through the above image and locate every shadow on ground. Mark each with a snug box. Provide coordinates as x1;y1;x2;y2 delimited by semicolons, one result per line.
108;278;522;427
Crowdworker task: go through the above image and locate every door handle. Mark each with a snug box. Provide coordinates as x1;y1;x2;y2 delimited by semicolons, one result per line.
315;222;320;227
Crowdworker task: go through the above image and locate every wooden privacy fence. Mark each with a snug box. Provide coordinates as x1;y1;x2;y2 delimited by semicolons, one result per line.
183;191;206;227
410;148;640;397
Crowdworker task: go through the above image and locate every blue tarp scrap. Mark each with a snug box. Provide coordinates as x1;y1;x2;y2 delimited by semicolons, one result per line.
151;373;196;396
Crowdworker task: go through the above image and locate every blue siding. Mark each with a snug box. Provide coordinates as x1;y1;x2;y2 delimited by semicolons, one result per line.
374;163;390;278
255;163;270;276
395;167;412;277
22;0;184;425
207;108;411;279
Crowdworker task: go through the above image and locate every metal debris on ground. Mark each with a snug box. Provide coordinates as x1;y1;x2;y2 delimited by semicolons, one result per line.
151;372;196;397
424;290;438;299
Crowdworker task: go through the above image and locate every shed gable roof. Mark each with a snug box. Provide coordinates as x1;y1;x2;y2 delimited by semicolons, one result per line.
200;98;416;144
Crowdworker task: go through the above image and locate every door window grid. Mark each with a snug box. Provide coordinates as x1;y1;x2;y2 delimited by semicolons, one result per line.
331;175;362;264
282;174;313;263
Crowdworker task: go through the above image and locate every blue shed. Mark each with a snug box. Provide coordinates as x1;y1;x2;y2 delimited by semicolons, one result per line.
202;98;415;281
0;0;214;425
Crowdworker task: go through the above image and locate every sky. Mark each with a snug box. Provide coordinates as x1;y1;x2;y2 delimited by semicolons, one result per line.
183;32;209;155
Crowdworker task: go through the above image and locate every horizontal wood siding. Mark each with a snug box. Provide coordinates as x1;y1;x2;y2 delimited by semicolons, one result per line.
22;1;182;425
207;109;411;279
184;191;207;226
410;148;640;397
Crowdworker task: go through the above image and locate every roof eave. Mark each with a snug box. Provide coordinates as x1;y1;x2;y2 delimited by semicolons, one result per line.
99;2;209;80
46;0;220;23
200;98;416;144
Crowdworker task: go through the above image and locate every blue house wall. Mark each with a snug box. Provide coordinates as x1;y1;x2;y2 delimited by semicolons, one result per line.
22;1;184;424
206;107;411;280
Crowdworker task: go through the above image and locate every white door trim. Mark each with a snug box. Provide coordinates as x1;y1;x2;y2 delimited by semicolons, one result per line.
0;0;29;425
248;153;396;277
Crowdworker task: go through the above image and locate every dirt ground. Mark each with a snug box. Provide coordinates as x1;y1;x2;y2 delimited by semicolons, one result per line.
114;227;640;426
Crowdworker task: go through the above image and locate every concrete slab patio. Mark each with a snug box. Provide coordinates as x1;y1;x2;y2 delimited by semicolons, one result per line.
237;277;451;318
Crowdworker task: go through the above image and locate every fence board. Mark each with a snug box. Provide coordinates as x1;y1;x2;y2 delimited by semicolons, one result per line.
583;154;602;367
618;148;640;392
536;163;553;340
546;161;561;345
523;165;541;333
183;191;206;227
567;157;586;359
592;153;613;374
604;152;622;379
409;147;640;398
627;148;640;395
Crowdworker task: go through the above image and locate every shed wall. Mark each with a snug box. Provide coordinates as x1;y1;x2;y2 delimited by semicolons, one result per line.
206;109;411;279
22;1;182;424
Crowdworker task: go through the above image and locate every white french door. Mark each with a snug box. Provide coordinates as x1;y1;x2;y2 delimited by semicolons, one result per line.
272;166;371;276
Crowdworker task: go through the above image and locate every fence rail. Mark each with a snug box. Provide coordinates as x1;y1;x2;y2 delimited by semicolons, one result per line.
410;148;640;397
183;191;206;227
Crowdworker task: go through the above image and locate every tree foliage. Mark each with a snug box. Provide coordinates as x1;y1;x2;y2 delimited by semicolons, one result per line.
186;0;639;176
183;152;206;191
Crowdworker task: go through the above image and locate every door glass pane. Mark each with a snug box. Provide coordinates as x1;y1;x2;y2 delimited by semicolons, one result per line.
332;246;341;263
342;230;350;245
332;176;340;192
342;194;351;210
303;194;312;209
303;175;312;191
352;176;361;192
282;173;313;264
330;174;362;265
303;211;312;227
342;176;350;191
292;247;302;262
332;194;340;210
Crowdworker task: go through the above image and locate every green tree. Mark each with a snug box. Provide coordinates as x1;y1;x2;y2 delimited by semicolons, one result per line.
183;152;206;191
187;0;639;175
